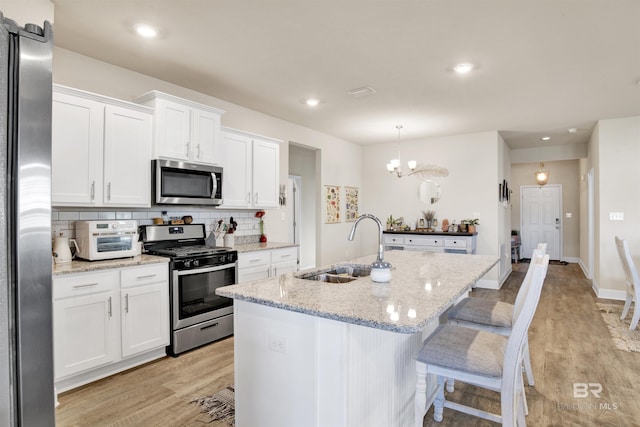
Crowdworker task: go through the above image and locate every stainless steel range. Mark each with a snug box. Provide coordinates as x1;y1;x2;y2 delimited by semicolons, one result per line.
139;224;237;356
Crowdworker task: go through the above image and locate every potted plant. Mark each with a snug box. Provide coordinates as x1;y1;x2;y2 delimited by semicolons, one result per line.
465;218;479;233
386;215;395;231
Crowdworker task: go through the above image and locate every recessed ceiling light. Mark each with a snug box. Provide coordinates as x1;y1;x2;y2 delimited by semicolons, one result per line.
453;63;475;74
305;98;320;107
568;128;577;134
135;24;157;38
541;136;551;141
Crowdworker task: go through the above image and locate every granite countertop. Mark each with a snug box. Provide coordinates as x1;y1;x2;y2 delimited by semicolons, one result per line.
233;242;298;253
53;254;169;276
216;251;498;334
383;230;478;236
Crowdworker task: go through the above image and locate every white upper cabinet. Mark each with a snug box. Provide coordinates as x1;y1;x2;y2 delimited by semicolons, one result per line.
219;127;281;209
52;85;152;207
134;91;225;164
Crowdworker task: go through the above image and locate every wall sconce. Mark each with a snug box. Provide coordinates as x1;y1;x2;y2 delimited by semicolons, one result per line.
534;162;549;186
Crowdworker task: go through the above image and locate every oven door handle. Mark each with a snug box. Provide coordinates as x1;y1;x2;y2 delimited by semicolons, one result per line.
175;263;236;276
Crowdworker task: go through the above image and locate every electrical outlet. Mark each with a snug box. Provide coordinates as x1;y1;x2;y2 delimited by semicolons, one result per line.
268;334;287;354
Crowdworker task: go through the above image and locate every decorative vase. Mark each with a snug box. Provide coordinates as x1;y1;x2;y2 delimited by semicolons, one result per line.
259;219;267;242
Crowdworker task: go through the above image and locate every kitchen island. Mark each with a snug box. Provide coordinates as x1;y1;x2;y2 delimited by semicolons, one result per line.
217;250;498;427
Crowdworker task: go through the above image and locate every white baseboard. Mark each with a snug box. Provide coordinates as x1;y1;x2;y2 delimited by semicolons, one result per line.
562;256;580;264
474;278;501;290
591;279;627;301
577;258;591;279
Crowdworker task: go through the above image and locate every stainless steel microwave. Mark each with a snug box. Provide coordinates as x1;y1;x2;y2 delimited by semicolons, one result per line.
153;159;223;206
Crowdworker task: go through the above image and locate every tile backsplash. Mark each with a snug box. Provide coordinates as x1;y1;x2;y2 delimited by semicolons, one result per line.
52;208;263;245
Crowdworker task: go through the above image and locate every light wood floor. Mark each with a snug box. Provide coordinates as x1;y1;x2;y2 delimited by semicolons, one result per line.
56;262;640;426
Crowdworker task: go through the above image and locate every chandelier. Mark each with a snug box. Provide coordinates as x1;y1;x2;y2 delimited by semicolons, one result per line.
534;162;549;186
386;125;416;177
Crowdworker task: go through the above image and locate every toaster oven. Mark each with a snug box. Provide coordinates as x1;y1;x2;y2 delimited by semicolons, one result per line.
75;220;139;261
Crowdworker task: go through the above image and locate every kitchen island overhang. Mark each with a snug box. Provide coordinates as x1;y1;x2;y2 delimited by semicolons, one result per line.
217;251;498;427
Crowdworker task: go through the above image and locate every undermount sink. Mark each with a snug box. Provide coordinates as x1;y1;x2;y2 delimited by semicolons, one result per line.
296;263;372;283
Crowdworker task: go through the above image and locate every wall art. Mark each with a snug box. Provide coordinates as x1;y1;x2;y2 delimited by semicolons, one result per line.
345;186;359;222
325;185;341;223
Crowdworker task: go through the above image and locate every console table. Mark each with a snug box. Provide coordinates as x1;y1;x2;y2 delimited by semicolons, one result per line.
383;231;477;254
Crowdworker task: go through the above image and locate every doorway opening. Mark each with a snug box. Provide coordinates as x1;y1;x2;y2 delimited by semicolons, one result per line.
289;143;318;270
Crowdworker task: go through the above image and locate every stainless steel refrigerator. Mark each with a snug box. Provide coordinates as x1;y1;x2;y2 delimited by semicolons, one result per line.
0;13;55;426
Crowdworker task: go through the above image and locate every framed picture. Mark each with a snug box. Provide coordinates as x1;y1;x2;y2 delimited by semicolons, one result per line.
325;185;340;223
345;186;359;222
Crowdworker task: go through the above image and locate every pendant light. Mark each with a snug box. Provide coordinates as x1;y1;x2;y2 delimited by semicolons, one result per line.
534;162;549;186
386;125;416;177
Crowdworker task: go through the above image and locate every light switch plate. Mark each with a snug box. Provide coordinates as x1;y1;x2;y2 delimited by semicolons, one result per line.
565;213;572;218
609;212;624;221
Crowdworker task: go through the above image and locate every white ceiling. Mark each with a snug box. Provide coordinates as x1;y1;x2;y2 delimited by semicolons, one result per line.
51;0;640;149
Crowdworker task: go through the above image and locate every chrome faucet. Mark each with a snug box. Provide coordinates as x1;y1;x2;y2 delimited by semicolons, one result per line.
348;214;391;269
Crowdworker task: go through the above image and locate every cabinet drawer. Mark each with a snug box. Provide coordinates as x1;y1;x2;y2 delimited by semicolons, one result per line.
238;251;271;268
444;239;468;249
121;263;168;288
53;271;119;300
271;247;297;264
383;235;405;245
405;236;444;247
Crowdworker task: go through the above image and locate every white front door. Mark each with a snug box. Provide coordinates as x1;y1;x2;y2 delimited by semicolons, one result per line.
521;185;562;260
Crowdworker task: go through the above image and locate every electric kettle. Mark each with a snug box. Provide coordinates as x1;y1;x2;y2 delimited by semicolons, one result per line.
52;236;78;264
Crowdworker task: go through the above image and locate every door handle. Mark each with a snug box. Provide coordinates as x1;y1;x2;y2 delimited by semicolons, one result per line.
125;294;129;314
108;297;112;317
107;182;111;200
90;181;95;201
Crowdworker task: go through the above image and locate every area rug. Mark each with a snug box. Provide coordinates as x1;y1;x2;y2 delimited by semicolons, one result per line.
191;386;235;426
596;303;640;353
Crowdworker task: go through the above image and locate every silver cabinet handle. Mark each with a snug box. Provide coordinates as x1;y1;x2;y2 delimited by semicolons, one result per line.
247;192;251;204
107;182;111;200
90;181;95;201
73;282;98;289
108;296;112;317
125;294;129;314
136;274;156;280
196;144;201;159
185;142;190;157
267;267;271;277
274;267;277;276
255;192;259;204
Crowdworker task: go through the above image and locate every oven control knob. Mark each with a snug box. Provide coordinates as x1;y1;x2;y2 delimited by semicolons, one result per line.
184;260;191;268
112;222;118;229
220;255;226;263
193;259;200;267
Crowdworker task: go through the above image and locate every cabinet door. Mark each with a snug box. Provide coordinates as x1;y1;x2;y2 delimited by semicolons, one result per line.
220;132;252;208
121;282;169;358
53;291;118;379
191;109;221;164
103;105;152;206
252;139;280;208
154;99;191;160
52;91;104;205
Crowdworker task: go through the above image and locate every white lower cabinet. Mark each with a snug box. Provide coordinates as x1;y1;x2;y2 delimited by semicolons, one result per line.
120;265;170;358
53;263;169;392
238;246;298;283
270;247;298;277
53;271;119;379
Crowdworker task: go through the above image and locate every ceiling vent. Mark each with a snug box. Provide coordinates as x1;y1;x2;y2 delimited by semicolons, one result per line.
346;86;376;98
